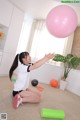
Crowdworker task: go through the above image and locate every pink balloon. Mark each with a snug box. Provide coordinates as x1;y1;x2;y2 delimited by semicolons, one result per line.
46;5;78;38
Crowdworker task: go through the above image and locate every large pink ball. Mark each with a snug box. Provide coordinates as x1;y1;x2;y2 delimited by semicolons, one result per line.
46;5;78;38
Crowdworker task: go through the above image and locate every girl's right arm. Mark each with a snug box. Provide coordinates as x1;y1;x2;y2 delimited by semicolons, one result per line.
29;53;55;71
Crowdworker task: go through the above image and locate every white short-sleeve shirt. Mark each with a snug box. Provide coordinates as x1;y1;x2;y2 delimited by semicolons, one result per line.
13;63;31;91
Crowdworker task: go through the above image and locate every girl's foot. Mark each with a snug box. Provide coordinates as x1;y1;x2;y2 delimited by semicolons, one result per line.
13;94;22;109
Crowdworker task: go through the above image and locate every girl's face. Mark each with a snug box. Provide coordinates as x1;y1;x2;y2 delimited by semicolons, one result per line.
22;55;31;64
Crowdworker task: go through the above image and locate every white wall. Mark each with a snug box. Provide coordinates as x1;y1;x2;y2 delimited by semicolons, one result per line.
0;0;24;75
66;69;80;96
30;63;63;84
30;63;80;96
0;0;13;27
4;7;24;54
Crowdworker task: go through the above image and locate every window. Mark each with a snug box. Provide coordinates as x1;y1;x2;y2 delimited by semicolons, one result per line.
30;20;68;61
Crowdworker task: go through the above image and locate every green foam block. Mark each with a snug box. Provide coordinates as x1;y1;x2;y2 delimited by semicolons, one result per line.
41;108;65;119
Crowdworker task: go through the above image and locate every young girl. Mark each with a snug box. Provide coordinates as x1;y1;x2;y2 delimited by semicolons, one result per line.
9;52;54;109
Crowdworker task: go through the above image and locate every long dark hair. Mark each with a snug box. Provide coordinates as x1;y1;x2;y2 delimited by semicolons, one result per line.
9;52;29;80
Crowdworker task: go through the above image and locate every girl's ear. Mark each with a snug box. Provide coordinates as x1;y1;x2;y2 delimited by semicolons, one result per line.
22;58;25;63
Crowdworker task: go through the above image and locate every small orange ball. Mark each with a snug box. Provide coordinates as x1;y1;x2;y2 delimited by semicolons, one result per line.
50;80;58;88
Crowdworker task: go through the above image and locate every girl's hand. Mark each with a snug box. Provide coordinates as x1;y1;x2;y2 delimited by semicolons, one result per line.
45;53;55;59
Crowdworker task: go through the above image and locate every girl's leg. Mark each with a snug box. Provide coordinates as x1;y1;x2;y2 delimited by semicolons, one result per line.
26;88;41;98
19;89;41;103
13;89;41;109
